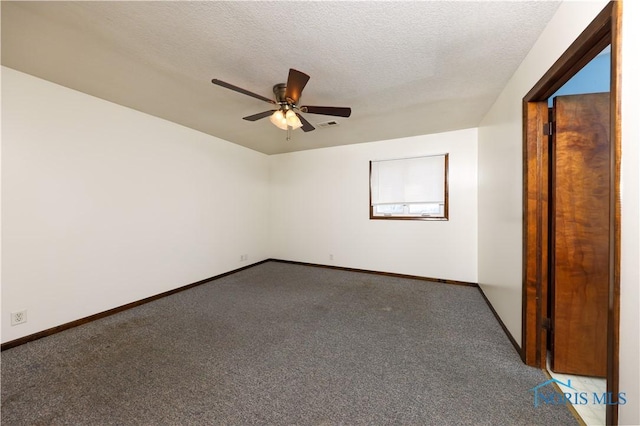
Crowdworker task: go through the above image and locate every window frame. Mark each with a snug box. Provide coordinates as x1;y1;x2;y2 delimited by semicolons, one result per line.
369;153;449;221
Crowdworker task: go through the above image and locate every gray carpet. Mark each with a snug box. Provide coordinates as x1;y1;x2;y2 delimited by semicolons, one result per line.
1;261;577;425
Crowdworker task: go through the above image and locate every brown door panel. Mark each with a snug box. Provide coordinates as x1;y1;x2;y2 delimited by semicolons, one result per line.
551;93;609;377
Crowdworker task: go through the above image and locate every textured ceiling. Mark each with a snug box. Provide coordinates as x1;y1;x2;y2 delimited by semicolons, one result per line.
1;1;561;155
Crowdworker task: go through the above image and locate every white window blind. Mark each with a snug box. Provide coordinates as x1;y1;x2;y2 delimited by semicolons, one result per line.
371;155;446;205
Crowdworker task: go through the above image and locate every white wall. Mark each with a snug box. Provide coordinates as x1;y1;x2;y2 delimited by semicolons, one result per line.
478;1;639;423
477;0;608;348
269;129;478;283
619;0;640;423
1;67;270;343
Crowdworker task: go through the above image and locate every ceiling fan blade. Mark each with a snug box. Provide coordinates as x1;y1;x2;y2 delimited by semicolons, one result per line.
296;113;315;132
285;69;310;105
243;110;276;121
300;106;351;117
211;79;275;104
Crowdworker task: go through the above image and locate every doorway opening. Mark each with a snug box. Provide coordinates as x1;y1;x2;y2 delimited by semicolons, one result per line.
544;45;610;426
521;2;621;425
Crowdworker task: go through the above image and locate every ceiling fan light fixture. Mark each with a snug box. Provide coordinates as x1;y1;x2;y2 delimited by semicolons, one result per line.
269;110;288;130
285;109;303;130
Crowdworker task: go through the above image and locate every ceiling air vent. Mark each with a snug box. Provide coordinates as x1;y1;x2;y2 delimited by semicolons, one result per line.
316;120;340;129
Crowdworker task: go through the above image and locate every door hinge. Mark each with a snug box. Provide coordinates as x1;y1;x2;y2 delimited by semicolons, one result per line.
543;122;554;136
542;317;552;330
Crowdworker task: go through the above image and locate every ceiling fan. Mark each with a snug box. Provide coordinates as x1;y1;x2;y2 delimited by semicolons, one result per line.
211;69;351;139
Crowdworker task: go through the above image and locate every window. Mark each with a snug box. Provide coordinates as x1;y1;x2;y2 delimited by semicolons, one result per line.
369;154;448;220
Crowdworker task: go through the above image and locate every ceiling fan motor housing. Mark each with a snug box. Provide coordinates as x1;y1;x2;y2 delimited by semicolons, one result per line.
273;83;288;105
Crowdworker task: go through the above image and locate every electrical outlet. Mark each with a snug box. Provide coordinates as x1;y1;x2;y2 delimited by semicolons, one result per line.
329;254;334;261
240;254;248;261
11;310;27;326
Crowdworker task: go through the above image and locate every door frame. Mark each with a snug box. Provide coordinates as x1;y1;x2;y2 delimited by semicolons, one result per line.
521;1;621;424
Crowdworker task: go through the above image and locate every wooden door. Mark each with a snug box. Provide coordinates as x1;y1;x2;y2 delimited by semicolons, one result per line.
550;93;609;377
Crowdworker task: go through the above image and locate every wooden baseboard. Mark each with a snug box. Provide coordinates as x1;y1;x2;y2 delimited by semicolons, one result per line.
268;258;478;287
476;284;522;356
3;258;518;358
1;260;269;351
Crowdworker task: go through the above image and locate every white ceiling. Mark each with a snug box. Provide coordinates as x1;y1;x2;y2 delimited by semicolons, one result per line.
1;1;561;155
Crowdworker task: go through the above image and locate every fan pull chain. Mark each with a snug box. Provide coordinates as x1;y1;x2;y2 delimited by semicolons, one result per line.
286;126;292;141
